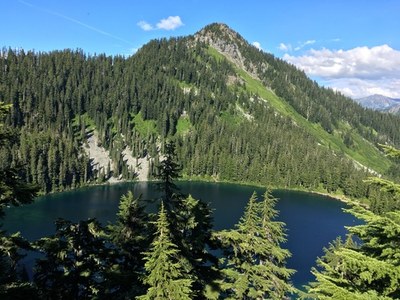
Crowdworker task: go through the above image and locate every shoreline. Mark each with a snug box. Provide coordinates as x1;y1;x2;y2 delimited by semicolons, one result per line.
178;175;366;206
34;175;367;207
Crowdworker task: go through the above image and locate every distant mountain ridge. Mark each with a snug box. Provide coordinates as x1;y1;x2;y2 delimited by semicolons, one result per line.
355;94;400;114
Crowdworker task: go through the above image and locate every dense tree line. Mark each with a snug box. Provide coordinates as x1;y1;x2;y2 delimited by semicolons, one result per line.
1;24;400;211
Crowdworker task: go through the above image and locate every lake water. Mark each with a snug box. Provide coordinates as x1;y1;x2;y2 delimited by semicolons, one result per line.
2;181;358;289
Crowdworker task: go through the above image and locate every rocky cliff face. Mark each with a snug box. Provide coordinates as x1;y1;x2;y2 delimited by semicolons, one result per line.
194;23;266;79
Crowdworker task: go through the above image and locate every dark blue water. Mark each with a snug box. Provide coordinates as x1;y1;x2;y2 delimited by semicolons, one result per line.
2;181;358;288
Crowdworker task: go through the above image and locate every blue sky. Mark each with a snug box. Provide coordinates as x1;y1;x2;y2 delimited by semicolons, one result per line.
2;0;400;98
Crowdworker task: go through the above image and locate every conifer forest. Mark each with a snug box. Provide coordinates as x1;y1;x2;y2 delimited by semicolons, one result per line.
1;23;400;299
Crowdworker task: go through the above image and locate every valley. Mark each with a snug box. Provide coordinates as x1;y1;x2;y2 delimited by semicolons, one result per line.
1;23;399;206
1;21;400;299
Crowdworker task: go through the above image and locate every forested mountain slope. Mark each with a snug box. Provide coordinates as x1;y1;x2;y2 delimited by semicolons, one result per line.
196;24;399;172
1;23;399;206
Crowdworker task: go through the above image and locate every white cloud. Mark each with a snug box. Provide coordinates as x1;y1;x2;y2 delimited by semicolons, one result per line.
305;40;316;45
252;41;262;50
138;16;184;31
279;40;316;52
137;21;153;31
156;16;184;30
323;78;400;99
283;45;400;98
294;40;316;51
278;43;292;52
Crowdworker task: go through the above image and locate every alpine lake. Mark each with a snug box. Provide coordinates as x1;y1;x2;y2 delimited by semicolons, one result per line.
2;181;359;289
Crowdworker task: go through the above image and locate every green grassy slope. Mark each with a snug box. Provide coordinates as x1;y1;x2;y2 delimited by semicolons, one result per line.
207;46;391;174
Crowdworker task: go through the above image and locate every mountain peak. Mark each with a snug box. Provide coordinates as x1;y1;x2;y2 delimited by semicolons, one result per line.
194;23;264;79
201;22;231;31
355;94;400;113
195;23;246;46
362;94;395;101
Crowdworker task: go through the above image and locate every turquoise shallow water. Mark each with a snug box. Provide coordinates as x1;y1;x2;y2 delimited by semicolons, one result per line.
2;181;359;288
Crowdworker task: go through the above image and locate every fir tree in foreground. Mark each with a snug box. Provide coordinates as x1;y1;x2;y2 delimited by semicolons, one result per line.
305;207;400;299
108;191;151;298
0;231;37;299
156;140;218;298
34;219;116;299
216;191;295;299
305;145;400;299
138;201;193;299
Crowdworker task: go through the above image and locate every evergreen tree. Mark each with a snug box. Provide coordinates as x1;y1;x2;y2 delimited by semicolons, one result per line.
305;207;400;299
0;102;38;217
138;202;193;300
305;145;400;299
174;194;219;299
156;140;218;298
108;191;150;298
34;218;116;299
156;140;182;205
216;191;295;299
259;191;297;298
0;232;38;300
